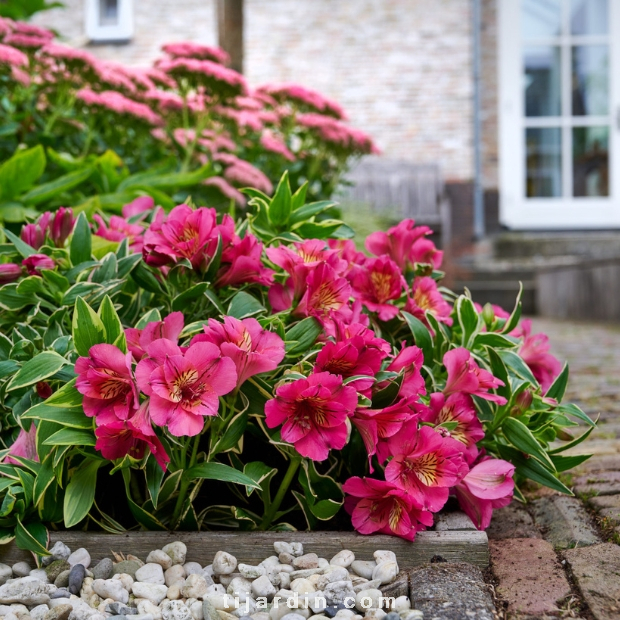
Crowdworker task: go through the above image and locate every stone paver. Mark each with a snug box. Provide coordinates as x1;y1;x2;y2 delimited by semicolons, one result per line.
564;543;620;620
574;471;620;497
589;495;620;522
489;538;571;616
531;496;601;549
434;510;476;531
408;562;495;619
486;503;541;540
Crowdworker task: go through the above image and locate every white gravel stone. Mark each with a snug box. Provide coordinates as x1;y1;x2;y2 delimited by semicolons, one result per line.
273;543;294;556
227;576;252;600
238;564;265;579
161;599;192;620
292;555;318;571
182;574;209;599
277;573;291;590
334;611;355;619
146;550;173;570
392;596;410;612
29;604;49;620
131;582;168;605
315;568;348;591
251;575;276;600
317;559;329;570
0;564;12;586
0;576;55;605
355;589;383;611
190;599;204;620
213;552;237;576
183;562;203;576
29;569;48;583
329;552;355;568
290;579;315;595
168;580;184;600
138;599;164;620
67;548;91;568
112;573;134;591
11;563;31;579
203;593;236;612
306;591;327;613
364;610;386;620
324;581;355;606
135;563;165;585
371;552;395;566
92;578;129;603
350;563;376;581
399;613;422;620
45;541;71;565
232;597;257;617
206;584;225;595
370;563;398;586
165;566;187;587
162;542;188;566
281;614;307;620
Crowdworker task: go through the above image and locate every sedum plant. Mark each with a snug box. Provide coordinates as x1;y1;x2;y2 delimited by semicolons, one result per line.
0;174;594;555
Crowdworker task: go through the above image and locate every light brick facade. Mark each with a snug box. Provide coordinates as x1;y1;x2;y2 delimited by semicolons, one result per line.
34;0;500;187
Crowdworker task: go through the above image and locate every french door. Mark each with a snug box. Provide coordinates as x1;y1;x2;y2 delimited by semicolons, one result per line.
499;0;620;228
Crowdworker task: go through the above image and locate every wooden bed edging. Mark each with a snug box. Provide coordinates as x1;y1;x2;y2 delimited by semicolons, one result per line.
0;530;489;568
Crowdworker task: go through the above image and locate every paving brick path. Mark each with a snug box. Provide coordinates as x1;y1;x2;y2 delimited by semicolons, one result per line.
485;319;620;620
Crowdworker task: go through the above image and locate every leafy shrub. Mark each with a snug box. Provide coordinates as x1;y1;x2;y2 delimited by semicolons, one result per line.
0;175;594;553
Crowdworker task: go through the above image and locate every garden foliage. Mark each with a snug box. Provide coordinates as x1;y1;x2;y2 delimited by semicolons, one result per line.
0;173;595;554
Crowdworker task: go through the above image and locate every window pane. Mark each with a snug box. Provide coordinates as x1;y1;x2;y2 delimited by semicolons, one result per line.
524;46;561;116
572;45;609;116
571;0;608;35
522;0;562;38
99;0;119;26
526;128;562;197
573;127;609;196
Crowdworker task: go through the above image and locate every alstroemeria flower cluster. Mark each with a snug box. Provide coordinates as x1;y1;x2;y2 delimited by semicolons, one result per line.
75;313;285;466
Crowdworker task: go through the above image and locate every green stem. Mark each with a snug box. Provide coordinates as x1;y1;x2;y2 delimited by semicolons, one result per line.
170;434;201;529
259;457;301;530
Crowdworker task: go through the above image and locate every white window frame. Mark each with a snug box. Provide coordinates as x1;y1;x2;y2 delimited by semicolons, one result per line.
85;0;134;43
498;0;620;229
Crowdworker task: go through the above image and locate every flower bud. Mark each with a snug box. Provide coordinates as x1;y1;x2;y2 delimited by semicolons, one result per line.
482;303;495;327
511;389;533;416
22;254;55;276
50;207;75;247
0;263;22;284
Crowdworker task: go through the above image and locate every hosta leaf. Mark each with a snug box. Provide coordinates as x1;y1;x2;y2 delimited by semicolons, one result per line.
7;352;69;392
64;459;100;527
183;462;260;488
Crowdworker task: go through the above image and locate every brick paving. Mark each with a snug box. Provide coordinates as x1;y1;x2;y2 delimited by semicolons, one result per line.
486;319;620;619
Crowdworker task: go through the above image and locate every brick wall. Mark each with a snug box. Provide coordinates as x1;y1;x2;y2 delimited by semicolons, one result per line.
33;0;501;187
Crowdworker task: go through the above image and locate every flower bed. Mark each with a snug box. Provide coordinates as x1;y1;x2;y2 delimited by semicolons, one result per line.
0;174;595;556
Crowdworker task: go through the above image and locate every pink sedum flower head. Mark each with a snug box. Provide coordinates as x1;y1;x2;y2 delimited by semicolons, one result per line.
350;256;404;321
443;347;507;405
455;456;515;530
366;219;443;272
265;372;357;461
4;424;38;465
75;344;139;423
343;477;433;541
386;344;426;398
423;393;485;463
95;402;170;471
191;316;285;387
385;422;468;512
135;339;237;437
162;41;230;64
405;276;453;327
125;311;184;362
517;319;562;392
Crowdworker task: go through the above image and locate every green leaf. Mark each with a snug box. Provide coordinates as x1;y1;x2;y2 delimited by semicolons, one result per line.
131;262;163;294
0;146;46;202
473;332;519;349
211;411;248;455
43;428;96;446
6;351;69;392
498;444;573;495
291;182;308;211
548;424;596;454
554;402;596;428
289;200;337;225
545;363;569;401
72;296;106;357
145;454;166;509
2;228;37;258
402;311;433;365
501;282;523;334
136;308;162;328
183;462;260;488
21;167;94;205
456;295;480;347
172;282;209;312
285;318;322;354
15;517;49;556
550;453;591;472
98;295;126;352
227;291;266;319
502;416;555;470
70;212;92;266
42;380;83;407
33;455;56;506
496;349;539;386
371;372;404;409
268;171;292;227
243;461;277;498
64;459;101;527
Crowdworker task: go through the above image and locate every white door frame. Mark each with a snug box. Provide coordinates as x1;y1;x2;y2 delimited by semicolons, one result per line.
498;0;620;229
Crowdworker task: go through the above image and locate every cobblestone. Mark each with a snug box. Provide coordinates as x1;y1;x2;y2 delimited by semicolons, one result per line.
574;471;620;497
564;543;620;620
531;496;601;549
486;503;541;540
588;495;620;523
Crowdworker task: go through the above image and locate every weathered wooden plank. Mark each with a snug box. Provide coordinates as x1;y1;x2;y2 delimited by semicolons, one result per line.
0;530;488;568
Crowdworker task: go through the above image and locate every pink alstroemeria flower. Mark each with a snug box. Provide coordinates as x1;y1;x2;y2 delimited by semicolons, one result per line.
135;339;237;437
404;276;453;327
75;343;139;422
216;233;274;288
22;254;54;276
4;424;38;464
343;476;433;541
122;195;154;219
443;348;507;405
422;393;485;463
93;214;145;253
265;372;357;461
294;262;352;321
454;457;515;530
385;422;468;512
517;319;562;392
386;344;426;398
365;219;443;271
125;311;184;362
350;256;404;321
191;316;285;387
94;402;169;470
